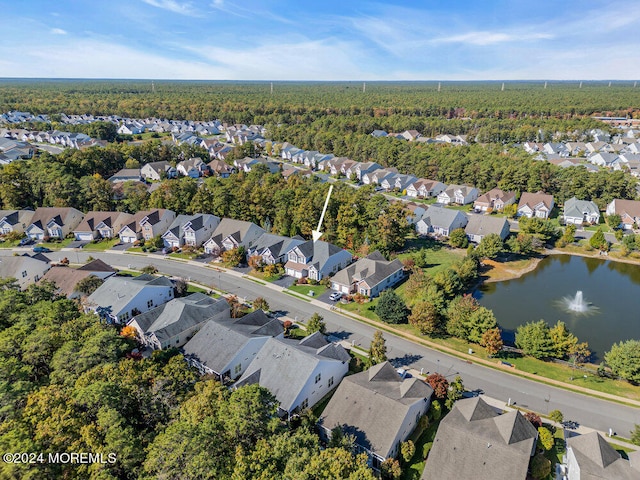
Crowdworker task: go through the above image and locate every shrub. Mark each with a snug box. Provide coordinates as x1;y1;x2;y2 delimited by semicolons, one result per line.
422;442;433;459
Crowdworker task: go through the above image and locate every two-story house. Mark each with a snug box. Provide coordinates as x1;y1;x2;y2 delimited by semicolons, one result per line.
25;207;84;240
140;209;176;241
284;240;352;281
406;179;447;198
162;214;221;249
437;185;480;205
0;209;34;235
517;191;555;219
73;211;134;241
203;218;265;256
246;233;306;265
473;188;516;212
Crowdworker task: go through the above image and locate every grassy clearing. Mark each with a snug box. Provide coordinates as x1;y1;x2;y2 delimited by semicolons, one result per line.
288;284;327;297
39;238;74;249
0;239;21;248
248;270;285;283
82;238;121;251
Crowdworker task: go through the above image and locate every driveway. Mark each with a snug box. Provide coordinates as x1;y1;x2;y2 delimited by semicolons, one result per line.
66;240;88;249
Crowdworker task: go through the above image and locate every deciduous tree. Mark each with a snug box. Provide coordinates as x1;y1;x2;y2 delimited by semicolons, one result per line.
369;330;387;365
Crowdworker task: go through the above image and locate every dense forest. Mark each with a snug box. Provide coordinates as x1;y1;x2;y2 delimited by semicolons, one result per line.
0;282;376;480
1;80;639;123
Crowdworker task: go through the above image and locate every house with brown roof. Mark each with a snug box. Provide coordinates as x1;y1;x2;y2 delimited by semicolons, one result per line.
437;184;480;205
406;178;447;199
0;254;51;290
207;159;236;178
517;191;555;219
0;209;34;235
25;207;84;240
422;397;538;480
73;211;133;241
606;199;640;229
40;259;116;298
318;362;432;471
473;188;516;212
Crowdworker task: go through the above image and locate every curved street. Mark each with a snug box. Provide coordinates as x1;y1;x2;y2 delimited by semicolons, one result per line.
11;248;640;438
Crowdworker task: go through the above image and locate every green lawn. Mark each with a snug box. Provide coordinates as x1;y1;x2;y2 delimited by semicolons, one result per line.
38;238;74;249
248;270;284;283
82;238;121;251
401;416;442;480
288;327;307;340
287;284;328;297
0;239;21;248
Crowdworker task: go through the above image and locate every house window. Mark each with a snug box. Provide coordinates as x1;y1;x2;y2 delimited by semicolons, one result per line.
300;398;309;410
234;363;242;375
315;373;321;384
328;377;334;388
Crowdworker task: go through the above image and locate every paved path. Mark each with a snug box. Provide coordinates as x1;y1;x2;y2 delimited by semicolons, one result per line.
8;247;640;440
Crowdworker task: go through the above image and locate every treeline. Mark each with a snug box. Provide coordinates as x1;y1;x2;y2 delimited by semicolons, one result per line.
0;281;376;480
1;80;638;123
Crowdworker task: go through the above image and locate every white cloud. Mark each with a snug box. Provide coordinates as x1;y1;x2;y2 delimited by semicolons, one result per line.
50;28;67;35
141;0;199;16
432;31;553;46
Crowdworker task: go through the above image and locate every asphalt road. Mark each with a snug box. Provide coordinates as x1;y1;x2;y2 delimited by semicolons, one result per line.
12;249;640;437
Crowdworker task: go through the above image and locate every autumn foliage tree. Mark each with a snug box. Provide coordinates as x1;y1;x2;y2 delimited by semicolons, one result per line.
120;325;139;341
426;373;449;400
480;327;504;356
408;301;441;335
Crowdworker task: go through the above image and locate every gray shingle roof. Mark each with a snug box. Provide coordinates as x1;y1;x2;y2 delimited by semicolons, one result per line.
249;233;305;258
567;432;638;480
464;215;510;238
421;397;538;480
420;206;468;230
331;251;403;290
87;274;173;315
563;197;599;218
235;334;349;414
131;292;228;343
318;362;432;458
182;310;282;375
292;240;347;270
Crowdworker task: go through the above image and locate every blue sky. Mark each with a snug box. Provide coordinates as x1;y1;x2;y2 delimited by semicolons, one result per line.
1;0;639;80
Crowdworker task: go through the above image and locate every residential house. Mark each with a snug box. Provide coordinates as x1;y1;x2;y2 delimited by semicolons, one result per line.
140;209;176;241
517;191;555;219
85;274;175;324
404;202;427;225
118;210;152;244
330;251;404;298
235;333;350;417
318;361;432;470
565;432;640;480
415;206;468;237
406;179;446;199
401;130;422;141
422;397;538;480
370;130;388;138
177;157;208;178
127;293;229;350
203;218;265;256
246;233;305;265
465;215;510;243
117;123;143;135
394;174;419;192
355;161;383;181
183;309;284;381
162;214;220;249
606;199;640;229
26;207;84;240
562;197;600;225
140;161;177;181
589;153;620;168
0;254;50;289
473;188;516;212
40;259;116;298
0;209;34;235
370;168;399;186
437;184;480;205
543;142;569;157
435;134;468;145
284;240;352;280
108;168;143;183
207;159;236;178
73;211;133;241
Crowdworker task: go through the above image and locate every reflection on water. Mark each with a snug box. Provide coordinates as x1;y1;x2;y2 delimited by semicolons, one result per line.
478;254;640;361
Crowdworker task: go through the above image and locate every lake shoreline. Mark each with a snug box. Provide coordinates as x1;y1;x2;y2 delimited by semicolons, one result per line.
482;247;640;284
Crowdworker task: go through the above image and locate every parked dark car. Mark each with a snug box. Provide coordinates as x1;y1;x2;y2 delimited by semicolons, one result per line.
33;246;52;253
19;237;34;246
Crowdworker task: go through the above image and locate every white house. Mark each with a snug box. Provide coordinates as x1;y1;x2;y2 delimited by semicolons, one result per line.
284;240;352;280
605;199;640;229
437;185;479;205
25;207;84;240
85;274;175;324
161;214;220;249
562;197;600;225
406;179;447;198
183;309;284;381
127;293;229;350
517;191;555;219
331;251;404;298
73;211;133;241
235;333;350;417
416;206;468;237
318;362;432;471
177;157;208;178
464;215;510;243
0;209;34;235
0;254;51;290
203;218;265;256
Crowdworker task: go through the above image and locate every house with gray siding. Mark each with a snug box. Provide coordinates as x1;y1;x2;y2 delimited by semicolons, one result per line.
284;240;352;280
465;215;510;243
562;197;600;225
415;206;468;237
331;251;404;298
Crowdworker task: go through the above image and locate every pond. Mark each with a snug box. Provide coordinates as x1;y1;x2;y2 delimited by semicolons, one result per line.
476;254;640;361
